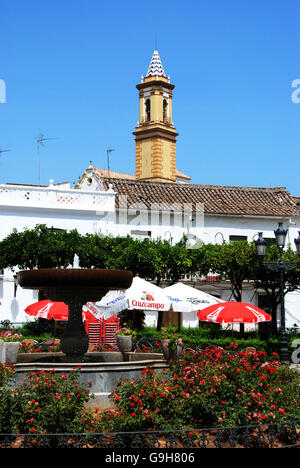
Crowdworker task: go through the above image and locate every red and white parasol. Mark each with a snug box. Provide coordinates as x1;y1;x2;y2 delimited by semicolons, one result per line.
25;300;96;323
197;302;272;324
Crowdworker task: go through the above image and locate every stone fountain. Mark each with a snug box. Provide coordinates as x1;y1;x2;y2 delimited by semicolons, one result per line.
17;267;133;362
15;264;167;409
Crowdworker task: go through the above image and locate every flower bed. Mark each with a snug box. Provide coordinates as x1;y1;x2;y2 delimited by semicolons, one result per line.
0;331;23;342
94;346;300;432
0;367;92;434
1;344;299;437
0;364;15;387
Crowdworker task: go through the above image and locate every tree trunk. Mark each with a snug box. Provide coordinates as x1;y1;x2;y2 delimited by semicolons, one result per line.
157;311;163;332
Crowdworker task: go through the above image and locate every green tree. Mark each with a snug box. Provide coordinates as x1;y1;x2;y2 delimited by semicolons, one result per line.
197;241;258;303
189;241;259;334
0;225;82;270
254;245;300;335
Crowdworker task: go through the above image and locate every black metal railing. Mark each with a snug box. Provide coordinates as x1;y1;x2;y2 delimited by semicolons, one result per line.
0;421;299;449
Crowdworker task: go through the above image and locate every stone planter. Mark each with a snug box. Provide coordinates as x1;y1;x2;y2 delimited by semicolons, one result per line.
0;341;5;364
161;340;182;362
0;342;21;364
117;335;133;353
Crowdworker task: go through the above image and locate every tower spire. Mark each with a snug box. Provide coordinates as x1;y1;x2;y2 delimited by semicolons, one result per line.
146;49;166;78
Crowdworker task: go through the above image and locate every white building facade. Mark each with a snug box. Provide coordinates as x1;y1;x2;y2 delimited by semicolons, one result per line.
0;167;300;330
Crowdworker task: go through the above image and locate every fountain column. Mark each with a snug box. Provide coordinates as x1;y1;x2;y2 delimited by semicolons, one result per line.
61;298;89;360
17;269;133;363
40;284;108;363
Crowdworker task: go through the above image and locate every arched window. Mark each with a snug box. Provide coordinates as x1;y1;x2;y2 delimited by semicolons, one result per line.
163;99;168;122
145;99;151;122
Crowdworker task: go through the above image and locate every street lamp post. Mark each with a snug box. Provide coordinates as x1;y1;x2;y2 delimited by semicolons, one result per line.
255;223;299;364
294;232;300;257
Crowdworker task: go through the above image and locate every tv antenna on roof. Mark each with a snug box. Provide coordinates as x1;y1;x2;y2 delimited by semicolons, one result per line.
37;134;58;186
106;148;115;178
0;149;11;155
0;149;11;183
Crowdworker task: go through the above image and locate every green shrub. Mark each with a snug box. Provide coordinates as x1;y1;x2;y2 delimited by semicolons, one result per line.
135;327;297;356
178;347;300;427
95;347;300;432
17;319;64;338
0;368;93;434
0;365;16;434
0;388;16;433
98;367;189;432
0;364;15;387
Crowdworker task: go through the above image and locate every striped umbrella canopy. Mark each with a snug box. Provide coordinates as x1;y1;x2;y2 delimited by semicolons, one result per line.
25;300;97;323
197;302;272;324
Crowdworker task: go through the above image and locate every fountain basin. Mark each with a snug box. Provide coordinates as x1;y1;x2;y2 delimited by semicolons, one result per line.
17;269;133;301
13;354;167;409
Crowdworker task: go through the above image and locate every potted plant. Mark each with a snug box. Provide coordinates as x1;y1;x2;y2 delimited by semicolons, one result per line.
160;329;183;361
4;341;21;364
0;332;22;364
115;328;136;353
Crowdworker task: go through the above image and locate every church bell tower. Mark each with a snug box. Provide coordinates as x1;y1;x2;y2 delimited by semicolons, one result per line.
133;50;178;183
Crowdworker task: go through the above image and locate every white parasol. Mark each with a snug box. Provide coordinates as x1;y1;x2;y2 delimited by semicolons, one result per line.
163;282;224;313
83;276;172;320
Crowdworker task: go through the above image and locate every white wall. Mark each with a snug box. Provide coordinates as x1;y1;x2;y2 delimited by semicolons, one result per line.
0;183;300;329
285;290;300;328
0;269;39;325
110;211;300;248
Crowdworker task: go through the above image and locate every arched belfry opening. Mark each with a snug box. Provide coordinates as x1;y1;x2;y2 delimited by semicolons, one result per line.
145;98;151;122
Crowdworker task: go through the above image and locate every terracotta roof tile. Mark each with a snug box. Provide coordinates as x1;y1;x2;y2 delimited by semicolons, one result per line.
293;196;300;207
174;170;191;180
94;168;191;181
94;169;136;180
101;177;300;217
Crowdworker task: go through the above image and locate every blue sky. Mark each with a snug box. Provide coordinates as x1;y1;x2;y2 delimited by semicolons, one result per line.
0;0;299;194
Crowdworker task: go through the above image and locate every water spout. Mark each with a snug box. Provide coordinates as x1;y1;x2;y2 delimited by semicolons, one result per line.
73;254;80;269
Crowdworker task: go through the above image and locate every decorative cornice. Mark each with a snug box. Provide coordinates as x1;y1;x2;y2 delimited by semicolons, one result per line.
133;126;178;142
137;80;175;91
